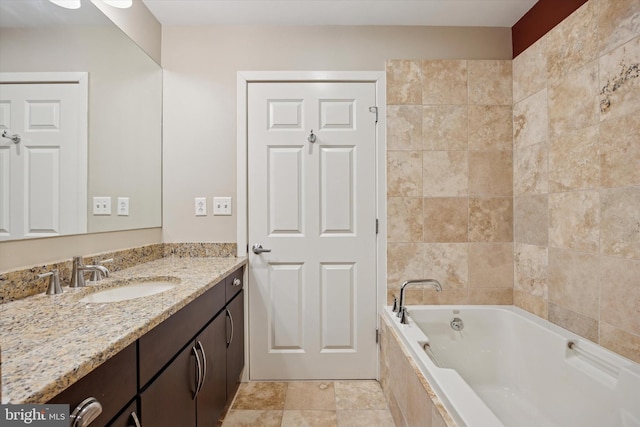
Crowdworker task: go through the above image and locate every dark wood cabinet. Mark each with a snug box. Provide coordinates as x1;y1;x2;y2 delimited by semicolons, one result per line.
47;266;245;427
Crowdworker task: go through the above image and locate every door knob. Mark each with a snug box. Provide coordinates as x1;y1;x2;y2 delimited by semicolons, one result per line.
252;244;272;254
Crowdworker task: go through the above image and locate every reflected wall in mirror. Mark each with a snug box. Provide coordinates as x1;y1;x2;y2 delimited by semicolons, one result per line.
0;0;162;241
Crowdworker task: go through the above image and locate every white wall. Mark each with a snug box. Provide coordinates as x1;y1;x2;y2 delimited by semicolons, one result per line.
161;25;512;243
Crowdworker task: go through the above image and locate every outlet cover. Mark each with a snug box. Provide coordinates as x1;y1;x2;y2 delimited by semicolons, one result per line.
195;197;207;216
117;197;129;216
93;197;111;215
213;197;232;215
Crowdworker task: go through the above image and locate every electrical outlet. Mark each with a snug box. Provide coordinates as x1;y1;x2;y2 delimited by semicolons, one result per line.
117;197;129;216
213;197;232;215
195;197;207;216
93;197;111;215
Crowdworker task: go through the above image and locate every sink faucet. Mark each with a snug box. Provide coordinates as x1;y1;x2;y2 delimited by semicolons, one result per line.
70;256;110;287
397;279;442;324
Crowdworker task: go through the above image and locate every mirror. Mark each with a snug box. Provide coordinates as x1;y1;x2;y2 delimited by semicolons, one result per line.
0;0;162;241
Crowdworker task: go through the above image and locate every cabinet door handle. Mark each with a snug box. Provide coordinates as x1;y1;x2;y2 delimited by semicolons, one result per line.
196;340;207;394
226;309;234;347
192;345;202;400
70;397;102;427
233;278;241;287
129;411;141;427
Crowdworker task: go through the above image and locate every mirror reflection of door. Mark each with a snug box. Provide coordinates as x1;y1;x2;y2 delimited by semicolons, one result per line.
0;74;88;240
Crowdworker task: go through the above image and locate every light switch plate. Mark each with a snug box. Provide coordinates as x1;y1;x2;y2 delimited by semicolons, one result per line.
213;197;232;215
117;197;129;216
93;197;111;215
195;197;207;216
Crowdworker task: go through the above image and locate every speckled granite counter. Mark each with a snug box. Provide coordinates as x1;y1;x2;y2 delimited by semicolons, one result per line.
0;256;246;404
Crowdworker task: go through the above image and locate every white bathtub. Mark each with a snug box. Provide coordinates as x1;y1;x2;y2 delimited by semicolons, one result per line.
383;305;640;427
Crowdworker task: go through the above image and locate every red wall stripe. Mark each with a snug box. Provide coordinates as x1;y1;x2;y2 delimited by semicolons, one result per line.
512;0;589;58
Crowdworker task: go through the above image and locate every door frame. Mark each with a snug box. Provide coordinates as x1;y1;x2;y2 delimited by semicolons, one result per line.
236;71;387;380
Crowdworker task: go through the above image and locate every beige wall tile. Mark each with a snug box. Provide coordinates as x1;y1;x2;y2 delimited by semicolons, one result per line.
548;303;599;342
387;151;422;197
406;372;433;427
422;288;470;305
600;322;640;364
424;197;469;242
469;151;513;196
598;0;640;60
432;410;448;427
599;37;640;121
387;243;424;288
514;195;548;246
600;111;640;188
549;191;600;253
386;60;422;105
514;289;548;319
600;256;640;336
468;105;513;151
545;0;598;81
549;126;600;192
424;243;469;288
548;248;600;318
514;142;549;195
469;197;513;242
422;105;467;150
513;37;548;103
470;288;514;305
423;151;469;197
601;187;640;260
513;89;548;149
422;60;468;105
387;197;423;243
468;242;514;288
548;62;599;137
514;243;548;298
468;60;513;106
387;105;423;150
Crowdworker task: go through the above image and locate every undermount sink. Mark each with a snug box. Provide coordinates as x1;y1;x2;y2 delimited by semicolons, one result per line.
80;280;177;303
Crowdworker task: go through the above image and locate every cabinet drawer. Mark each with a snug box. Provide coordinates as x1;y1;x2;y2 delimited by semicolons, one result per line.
48;343;136;427
138;280;225;387
225;268;244;303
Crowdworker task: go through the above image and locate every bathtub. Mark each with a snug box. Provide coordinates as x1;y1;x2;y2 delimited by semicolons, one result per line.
382;305;640;427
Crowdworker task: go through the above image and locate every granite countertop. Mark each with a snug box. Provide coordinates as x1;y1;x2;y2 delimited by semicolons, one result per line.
0;256;247;404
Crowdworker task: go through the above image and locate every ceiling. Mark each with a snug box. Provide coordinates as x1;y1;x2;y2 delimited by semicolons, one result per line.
141;0;539;27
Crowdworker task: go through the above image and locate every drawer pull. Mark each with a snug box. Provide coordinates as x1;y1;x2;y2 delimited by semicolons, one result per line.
226;309;234;347
192;346;203;400
196;340;207;393
70;397;102;427
130;411;141;427
233;278;241;287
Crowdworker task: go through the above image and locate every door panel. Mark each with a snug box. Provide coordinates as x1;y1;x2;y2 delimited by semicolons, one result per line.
248;81;377;379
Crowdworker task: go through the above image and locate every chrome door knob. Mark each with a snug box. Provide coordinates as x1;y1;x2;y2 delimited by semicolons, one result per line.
252;244;272;254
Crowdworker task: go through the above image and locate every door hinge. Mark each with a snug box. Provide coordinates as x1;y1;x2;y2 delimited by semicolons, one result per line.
369;106;378;123
375;219;379;235
376;328;380;344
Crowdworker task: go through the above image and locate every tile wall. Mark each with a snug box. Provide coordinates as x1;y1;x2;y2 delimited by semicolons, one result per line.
386;0;639;363
512;0;640;363
386;59;514;306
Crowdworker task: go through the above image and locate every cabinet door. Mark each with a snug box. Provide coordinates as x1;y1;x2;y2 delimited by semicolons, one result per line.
226;290;245;399
140;341;198;427
196;313;227;426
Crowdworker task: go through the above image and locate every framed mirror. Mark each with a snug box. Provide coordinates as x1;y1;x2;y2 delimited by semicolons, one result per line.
0;0;162;241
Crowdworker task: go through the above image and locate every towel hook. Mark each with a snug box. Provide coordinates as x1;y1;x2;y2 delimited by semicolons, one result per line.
2;130;21;144
307;129;316;143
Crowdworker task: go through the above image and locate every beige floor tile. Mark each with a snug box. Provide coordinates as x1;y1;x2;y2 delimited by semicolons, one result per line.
284;382;336;410
337;410;396;427
232;382;288;410
335;381;389;410
221;410;283;427
281;410;338;427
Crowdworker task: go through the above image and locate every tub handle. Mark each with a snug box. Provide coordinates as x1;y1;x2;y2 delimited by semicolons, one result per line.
567;341;619;378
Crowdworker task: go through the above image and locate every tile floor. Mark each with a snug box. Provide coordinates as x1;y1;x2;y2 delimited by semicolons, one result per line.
222;381;396;426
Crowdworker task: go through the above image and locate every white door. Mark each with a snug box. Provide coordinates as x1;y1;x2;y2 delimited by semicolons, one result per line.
0;81;87;240
248;81;378;379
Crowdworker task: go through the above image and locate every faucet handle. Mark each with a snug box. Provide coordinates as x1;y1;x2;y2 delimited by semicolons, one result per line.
90;258;113;281
39;269;63;295
392;295;399;313
400;307;409;325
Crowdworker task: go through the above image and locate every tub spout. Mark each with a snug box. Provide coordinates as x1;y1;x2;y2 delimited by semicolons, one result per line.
397;279;442;319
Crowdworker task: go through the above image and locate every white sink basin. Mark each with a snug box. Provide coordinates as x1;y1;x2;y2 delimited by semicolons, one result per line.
80;281;176;303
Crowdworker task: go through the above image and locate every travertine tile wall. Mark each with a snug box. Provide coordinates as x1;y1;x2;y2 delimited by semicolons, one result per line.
513;0;640;363
386;59;514;306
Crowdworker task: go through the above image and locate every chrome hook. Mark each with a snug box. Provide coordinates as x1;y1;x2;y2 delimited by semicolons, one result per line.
307;129;316;143
2;130;21;144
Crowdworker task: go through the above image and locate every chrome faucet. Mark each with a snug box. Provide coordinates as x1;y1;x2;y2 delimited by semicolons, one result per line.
397;279;442;324
70;256;110;287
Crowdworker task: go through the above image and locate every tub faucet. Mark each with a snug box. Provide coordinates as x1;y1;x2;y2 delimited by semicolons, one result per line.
397;279;443;323
70;256;110;287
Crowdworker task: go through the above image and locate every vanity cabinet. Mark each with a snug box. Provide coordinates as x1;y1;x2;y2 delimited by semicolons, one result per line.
226;290;245;399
